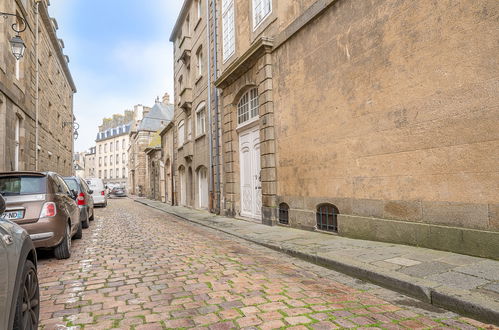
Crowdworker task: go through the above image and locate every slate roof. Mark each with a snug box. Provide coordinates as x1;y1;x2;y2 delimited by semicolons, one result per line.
96;124;131;141
137;102;174;132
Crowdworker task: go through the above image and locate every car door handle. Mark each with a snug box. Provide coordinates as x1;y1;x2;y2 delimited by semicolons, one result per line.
2;235;14;245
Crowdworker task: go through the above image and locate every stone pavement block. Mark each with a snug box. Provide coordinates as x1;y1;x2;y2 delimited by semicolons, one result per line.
384;257;421;267
426;271;490;290
400;261;455;277
454;261;499;281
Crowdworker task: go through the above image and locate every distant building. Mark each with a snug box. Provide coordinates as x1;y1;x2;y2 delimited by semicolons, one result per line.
95;111;136;187
0;0;76;174
73;151;86;178
128;95;173;196
145;133;163;201
159;121;175;205
84;147;96;178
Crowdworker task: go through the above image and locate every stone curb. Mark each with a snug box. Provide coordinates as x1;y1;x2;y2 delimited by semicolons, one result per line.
134;199;499;325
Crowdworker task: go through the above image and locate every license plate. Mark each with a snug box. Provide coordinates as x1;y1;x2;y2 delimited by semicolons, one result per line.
2;210;24;220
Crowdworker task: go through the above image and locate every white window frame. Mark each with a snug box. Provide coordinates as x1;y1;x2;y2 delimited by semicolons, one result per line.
196;103;206;136
197;0;202;20
252;0;272;30
178;120;185;146
196;47;203;77
237;88;259;125
222;0;235;61
187;117;192;141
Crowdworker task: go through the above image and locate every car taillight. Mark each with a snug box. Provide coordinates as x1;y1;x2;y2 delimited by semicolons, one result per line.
77;192;86;206
101;191;105;196
40;202;57;218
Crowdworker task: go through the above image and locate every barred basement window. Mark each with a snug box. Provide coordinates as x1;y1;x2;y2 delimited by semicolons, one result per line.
279;203;289;225
316;204;339;233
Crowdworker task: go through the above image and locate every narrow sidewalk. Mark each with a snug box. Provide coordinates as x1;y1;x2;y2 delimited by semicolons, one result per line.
132;197;499;325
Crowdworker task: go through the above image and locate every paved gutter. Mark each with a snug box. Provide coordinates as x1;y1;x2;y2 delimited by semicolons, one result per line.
133;198;499;325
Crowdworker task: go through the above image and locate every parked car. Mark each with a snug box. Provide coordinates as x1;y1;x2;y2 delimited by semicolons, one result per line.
110;186;127;198
0;194;40;330
63;176;95;229
0;171;82;259
85;178;107;207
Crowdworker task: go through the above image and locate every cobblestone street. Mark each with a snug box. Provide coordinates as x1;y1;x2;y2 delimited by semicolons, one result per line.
37;199;496;329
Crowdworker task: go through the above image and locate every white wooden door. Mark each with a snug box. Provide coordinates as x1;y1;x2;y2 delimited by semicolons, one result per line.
239;127;261;219
198;167;209;209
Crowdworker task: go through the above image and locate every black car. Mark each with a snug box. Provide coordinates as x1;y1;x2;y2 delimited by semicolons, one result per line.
0;194;40;330
63;176;95;229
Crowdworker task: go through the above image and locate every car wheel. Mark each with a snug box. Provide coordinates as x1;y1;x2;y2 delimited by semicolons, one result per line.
74;219;83;239
12;259;40;330
54;223;71;260
82;213;89;229
89;209;95;221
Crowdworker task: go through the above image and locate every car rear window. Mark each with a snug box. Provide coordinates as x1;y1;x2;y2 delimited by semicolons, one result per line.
0;176;46;195
86;180;102;190
63;179;79;192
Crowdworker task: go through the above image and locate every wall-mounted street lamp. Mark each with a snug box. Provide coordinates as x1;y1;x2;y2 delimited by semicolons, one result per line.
63;121;80;140
0;11;28;60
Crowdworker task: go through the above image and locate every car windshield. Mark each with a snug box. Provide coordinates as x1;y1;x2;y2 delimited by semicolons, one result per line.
0;176;46;196
63;179;79;192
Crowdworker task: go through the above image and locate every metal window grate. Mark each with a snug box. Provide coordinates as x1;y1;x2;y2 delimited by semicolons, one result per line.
279;203;289;225
316;204;338;233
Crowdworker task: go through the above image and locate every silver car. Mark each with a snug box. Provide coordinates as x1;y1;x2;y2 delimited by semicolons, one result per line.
0;194;40;330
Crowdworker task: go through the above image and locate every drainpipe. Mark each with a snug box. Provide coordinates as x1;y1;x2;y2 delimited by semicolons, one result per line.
35;0;40;170
206;0;214;212
211;0;221;214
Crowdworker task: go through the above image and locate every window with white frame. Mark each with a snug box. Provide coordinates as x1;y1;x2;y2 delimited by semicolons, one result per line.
197;0;202;20
196;103;206;136
178;120;185;146
253;0;272;29
237;88;259;125
196;47;203;77
222;0;235;61
187;117;192;140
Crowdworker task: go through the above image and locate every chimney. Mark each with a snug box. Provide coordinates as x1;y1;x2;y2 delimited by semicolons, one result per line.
162;92;170;104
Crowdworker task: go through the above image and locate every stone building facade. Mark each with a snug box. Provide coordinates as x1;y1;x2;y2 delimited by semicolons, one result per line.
84;147;96;178
128;96;173;196
167;0;499;258
145;133;163;201
0;0;76;175
159;122;175;205
210;0;499;258
214;0;278;224
170;0;212;210
95;111;134;187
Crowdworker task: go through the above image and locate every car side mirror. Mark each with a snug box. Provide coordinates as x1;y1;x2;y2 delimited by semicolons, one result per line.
70;190;78;200
0;195;5;214
88;190;94;194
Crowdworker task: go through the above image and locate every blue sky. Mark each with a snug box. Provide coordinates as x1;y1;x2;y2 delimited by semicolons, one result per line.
48;0;183;152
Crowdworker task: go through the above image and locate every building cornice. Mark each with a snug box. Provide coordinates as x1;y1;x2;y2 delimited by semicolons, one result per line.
159;121;174;136
273;0;340;52
169;0;193;42
214;37;274;89
39;1;77;93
